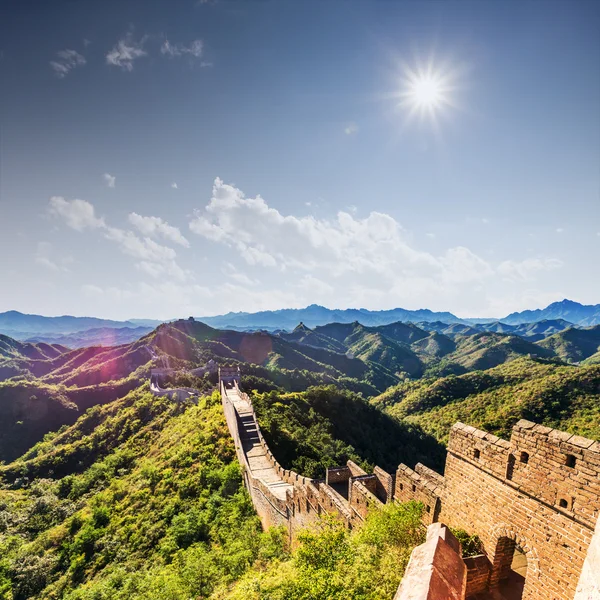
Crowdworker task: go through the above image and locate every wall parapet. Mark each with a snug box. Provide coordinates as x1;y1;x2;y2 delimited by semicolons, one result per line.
219;368;600;600
449;420;600;529
394;523;466;600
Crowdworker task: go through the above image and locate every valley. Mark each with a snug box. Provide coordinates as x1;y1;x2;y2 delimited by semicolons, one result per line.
1;311;599;599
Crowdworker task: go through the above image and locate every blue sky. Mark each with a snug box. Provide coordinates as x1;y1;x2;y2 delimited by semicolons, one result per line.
1;0;599;320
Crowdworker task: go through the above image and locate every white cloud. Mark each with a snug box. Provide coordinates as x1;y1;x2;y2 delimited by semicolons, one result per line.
161;39;204;58
344;122;358;135
556;228;564;233
49;196;188;282
106;35;147;71
188;178;566;314
50;49;86;78
34;242;74;273
128;212;190;247
103;173;116;188
222;262;258;286
49;196;105;230
497;258;563;282
103;227;188;282
190;178;463;281
35;242;59;271
103;227;175;261
171;182;178;189
426;232;436;238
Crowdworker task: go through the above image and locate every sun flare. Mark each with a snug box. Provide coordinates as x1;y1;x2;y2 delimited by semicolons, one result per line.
410;76;443;108
396;60;458;125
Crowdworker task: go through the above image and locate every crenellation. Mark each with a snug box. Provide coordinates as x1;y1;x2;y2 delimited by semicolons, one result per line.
219;369;600;600
373;465;395;503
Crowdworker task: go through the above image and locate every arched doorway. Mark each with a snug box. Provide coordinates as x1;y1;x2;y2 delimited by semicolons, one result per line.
490;536;527;599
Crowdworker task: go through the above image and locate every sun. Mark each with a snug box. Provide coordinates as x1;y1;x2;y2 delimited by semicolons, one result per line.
395;60;458;125
410;76;443;108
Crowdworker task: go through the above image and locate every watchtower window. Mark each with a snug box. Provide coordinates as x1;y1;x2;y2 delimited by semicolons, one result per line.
520;451;529;464
474;449;481;460
506;454;516;480
412;484;416;492
399;483;404;491
426;504;431;513
566;454;576;468
559;498;568;509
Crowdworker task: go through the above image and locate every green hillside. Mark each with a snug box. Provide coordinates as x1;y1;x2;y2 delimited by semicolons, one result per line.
248;385;445;477
374;358;600;443
0;389;283;600
537;325;600;363
447;332;553;369
0;379;436;600
284;322;425;377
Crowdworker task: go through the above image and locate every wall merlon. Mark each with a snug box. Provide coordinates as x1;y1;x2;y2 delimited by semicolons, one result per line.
347;460;368;477
415;463;445;487
220;372;600;600
514;419;536;430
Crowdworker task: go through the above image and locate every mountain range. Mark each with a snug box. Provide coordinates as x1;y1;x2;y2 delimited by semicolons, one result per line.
3;314;600;463
198;299;600;330
1;314;600;599
1;300;600;348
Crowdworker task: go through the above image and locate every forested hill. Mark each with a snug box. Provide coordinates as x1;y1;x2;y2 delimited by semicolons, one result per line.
3;316;600;464
373;358;600;444
1;318;600;598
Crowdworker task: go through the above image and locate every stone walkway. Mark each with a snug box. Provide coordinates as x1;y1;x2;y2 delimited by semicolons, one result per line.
225;386;294;501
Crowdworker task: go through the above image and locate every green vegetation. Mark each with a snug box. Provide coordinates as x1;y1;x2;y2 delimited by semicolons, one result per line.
537;325;600;363
374;358;600;443
0;380;431;600
450;528;484;558
2;317;600;599
219;501;425;600
249;385;446;477
0;389;285;600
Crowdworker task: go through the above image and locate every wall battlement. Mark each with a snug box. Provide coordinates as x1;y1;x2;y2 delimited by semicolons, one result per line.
448;419;600;529
217;368;600;600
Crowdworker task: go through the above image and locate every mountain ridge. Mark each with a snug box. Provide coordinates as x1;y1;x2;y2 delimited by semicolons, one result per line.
201;299;600;329
2;299;599;345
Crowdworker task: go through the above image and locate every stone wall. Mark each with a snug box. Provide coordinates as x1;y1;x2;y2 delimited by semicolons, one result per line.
217;364;600;599
394;464;441;525
393;420;600;600
219;376;368;540
394;523;466;600
464;555;492;596
575;513;600;598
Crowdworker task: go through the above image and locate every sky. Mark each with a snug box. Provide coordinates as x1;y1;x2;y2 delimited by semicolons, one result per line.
0;0;599;321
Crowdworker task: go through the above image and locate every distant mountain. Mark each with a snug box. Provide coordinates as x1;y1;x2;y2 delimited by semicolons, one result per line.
476;319;573;341
537;325;600;363
0;310;143;337
25;326;154;348
0;334;67;362
127;318;165;327
199;304;463;330
502;299;600;326
417;321;481;337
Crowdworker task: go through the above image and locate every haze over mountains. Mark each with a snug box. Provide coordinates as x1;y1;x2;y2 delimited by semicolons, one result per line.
2;300;600;348
3;313;600;463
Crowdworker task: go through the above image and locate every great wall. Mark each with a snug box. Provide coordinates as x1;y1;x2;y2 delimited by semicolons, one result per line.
152;364;600;599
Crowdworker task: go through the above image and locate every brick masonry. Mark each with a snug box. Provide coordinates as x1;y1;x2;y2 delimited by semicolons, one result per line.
395;420;600;600
218;368;600;599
